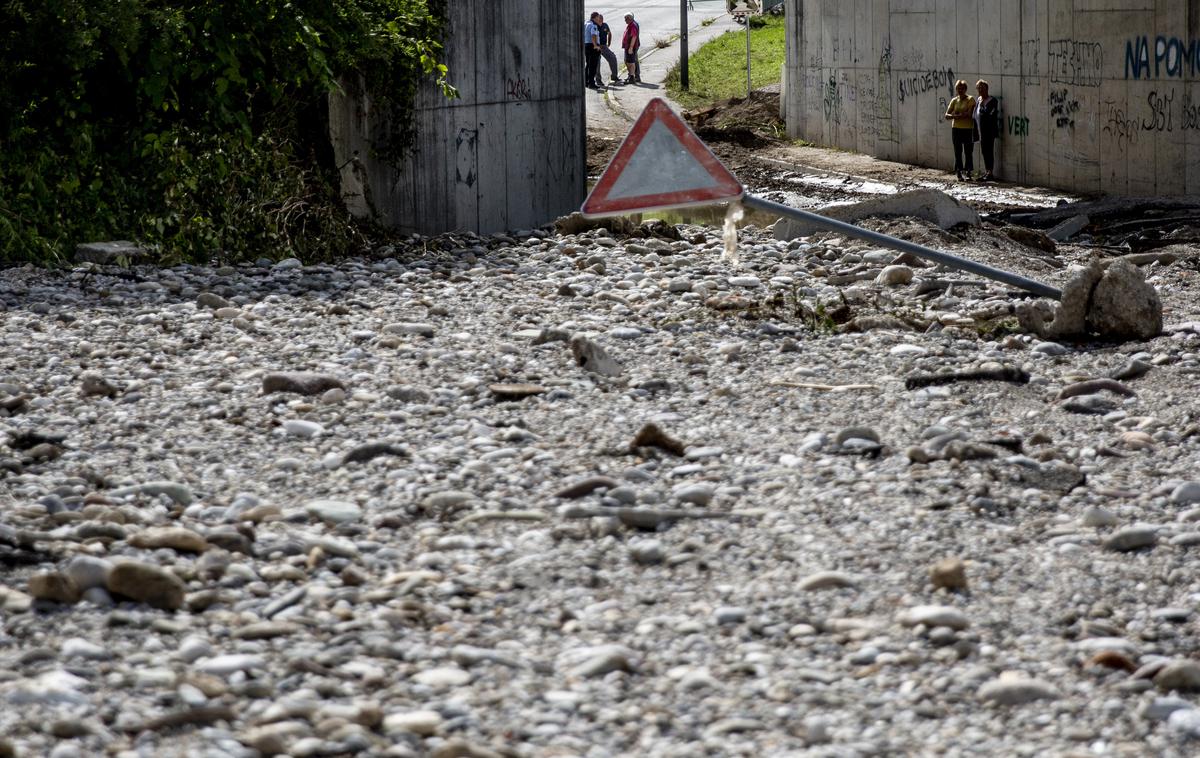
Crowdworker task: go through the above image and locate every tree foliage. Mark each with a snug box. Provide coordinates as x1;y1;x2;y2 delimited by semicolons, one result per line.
0;0;454;264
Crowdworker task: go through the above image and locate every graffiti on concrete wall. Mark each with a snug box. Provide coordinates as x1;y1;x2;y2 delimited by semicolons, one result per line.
1021;38;1041;85
506;75;532;100
1102;100;1139;151
823;76;843;124
1008;115;1030;137
873;40;897;142
1049;88;1080;130
1126;36;1200;79
896;68;954;103
1048;40;1103;87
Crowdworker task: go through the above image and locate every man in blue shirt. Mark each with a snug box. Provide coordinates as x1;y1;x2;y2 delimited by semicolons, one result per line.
583;12;603;90
596;14;620;85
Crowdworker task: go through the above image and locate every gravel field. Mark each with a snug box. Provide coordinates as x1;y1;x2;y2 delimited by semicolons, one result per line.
4;216;1200;758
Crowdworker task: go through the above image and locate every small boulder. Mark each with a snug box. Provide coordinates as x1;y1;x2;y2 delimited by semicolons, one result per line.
106;561;187;610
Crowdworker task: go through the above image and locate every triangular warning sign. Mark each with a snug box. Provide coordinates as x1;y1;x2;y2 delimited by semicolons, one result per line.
581;98;743;218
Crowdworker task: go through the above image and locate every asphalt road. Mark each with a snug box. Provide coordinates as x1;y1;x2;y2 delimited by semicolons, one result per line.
591;0;729;45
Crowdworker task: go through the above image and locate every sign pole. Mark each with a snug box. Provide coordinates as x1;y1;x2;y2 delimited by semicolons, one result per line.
680;0;689;90
745;14;752;98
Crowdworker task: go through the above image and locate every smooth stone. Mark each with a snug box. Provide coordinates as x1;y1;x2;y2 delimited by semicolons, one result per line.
1171;482;1200;504
382;322;436;338
233;621;299;640
178;636;214;663
834;426;880;445
488;383;546;400
262;372;346;396
283;419;324;438
1080;506;1119;528
978;675;1061;704
129;527;208;553
195;654;267;676
555;476;619;499
929;558;968;590
629;539;666;565
898;605;969;630
413;667;470;688
713;606;748;625
106;561;187;610
567;645;637;678
109;481;194;506
383;710;443;736
1157;660;1200;692
798;571;859;591
61;637;110;660
1144;697;1194;721
876;265;914;286
672;483;715;506
1103;526;1157;552
1168;708;1200;737
64;555;113;591
27;572;81;604
305;499;363;524
1032;341;1070;356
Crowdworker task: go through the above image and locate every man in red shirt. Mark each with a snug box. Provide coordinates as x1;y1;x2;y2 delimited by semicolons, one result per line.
622;13;641;84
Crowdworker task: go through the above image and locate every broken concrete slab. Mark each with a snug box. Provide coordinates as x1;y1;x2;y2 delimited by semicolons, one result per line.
1046;215;1089;242
774;189;980;241
1016;259;1162;342
75;241;148;265
1087;259;1163;341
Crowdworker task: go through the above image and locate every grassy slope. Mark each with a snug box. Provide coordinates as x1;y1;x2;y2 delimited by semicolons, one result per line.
665;16;785;109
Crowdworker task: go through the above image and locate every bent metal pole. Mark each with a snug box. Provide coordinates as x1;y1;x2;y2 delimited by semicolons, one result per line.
740;194;1063;301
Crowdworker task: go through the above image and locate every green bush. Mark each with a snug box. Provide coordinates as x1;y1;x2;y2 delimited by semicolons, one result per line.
0;0;455;265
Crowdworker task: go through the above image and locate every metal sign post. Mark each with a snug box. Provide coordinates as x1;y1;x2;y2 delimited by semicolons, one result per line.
731;2;754;98
680;0;689;91
581;99;1064;301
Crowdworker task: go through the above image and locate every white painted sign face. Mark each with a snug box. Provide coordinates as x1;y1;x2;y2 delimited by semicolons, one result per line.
581;98;743;217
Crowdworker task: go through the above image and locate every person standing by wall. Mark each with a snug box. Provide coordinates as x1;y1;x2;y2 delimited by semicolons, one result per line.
944;79;975;181
622;13;641;84
584;12;603;90
597;14;621;85
974;79;1000;182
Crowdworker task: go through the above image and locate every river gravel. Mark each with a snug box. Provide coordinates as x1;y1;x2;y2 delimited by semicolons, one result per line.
3;220;1200;757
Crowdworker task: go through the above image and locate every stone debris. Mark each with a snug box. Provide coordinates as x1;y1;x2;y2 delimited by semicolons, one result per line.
1;217;1199;756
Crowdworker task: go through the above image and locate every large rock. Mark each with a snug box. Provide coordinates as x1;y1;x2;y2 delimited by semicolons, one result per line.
774;189;980;240
262;372;346;396
1087;259;1163;340
106;561;187;610
1017;259;1161;342
570;334;623;377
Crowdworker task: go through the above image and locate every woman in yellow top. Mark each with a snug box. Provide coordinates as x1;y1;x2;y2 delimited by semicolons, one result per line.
944;79;975;181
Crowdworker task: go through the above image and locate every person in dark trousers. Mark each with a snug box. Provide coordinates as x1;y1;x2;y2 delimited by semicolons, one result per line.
596;14;620;84
622;13;641;83
974;79;1000;181
583;12;603;90
944;79;975;181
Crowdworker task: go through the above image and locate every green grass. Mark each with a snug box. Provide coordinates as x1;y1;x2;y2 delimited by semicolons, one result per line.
665;15;785;109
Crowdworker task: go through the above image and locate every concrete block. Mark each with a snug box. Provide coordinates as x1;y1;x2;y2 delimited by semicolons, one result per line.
1046;214;1089;241
74;241;147;265
774;188;980;240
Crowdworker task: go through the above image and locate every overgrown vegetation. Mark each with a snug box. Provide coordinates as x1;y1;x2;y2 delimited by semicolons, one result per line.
666;14;785;109
0;0;455;265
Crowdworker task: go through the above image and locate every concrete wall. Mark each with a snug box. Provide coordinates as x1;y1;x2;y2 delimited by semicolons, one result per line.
784;0;1200;195
329;0;586;235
